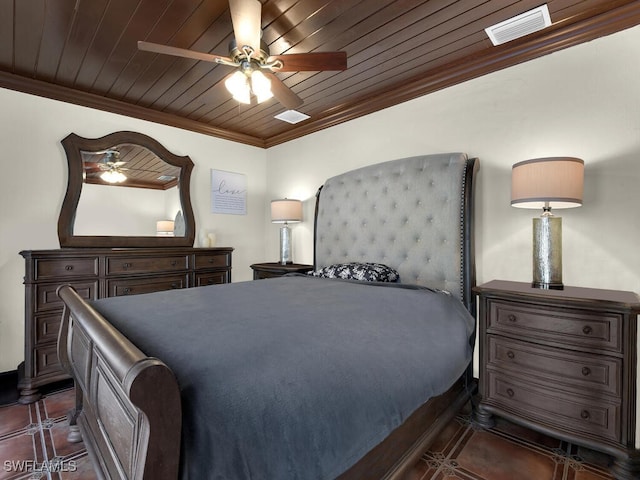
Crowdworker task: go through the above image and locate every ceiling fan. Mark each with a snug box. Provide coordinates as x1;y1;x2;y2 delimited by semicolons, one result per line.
84;150;169;184
83;151;129;183
137;0;347;110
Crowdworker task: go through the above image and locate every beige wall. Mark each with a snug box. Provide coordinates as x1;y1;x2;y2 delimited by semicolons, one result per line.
1;21;639;441
265;25;640;295
0;91;267;372
265;24;640;447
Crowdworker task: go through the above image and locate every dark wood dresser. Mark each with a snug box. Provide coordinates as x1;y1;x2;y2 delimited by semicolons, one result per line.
18;247;233;404
474;280;640;480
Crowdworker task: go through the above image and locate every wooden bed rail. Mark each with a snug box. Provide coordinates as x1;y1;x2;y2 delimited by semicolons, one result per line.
57;285;182;480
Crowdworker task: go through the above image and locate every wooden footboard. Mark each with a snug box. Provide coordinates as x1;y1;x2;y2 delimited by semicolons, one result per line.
57;285;181;480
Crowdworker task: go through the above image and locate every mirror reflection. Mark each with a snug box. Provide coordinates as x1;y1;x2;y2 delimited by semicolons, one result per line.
58;131;195;248
75;144;183;237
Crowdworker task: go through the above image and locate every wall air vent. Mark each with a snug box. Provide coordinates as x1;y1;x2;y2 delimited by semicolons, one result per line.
485;4;551;46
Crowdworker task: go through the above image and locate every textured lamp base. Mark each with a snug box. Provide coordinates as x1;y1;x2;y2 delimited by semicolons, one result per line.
532;214;563;290
279;224;292;265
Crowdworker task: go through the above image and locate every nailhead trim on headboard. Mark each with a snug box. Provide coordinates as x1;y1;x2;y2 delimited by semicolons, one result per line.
313;153;478;312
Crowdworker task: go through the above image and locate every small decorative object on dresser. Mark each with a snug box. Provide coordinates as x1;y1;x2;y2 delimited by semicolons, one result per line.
18;247;233;404
250;262;313;280
474;280;640;480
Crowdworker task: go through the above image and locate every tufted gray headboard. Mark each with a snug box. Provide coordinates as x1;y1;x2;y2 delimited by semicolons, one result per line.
314;153;479;313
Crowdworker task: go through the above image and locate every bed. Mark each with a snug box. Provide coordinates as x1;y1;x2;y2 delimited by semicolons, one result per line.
56;152;479;480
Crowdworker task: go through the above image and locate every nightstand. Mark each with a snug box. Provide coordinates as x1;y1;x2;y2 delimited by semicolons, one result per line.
474;280;640;480
250;262;314;280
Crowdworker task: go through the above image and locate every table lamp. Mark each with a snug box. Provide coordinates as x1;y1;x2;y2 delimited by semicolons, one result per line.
511;157;584;289
271;199;303;264
156;220;175;237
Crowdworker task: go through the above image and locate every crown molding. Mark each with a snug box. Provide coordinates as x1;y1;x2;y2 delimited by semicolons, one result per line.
2;2;639;149
264;1;640;148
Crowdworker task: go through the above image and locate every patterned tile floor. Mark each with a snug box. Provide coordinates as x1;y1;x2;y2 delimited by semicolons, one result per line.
0;388;94;480
0;388;615;480
407;404;615;480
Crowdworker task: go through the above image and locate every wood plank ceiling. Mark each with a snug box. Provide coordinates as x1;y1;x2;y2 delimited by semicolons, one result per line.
1;0;639;148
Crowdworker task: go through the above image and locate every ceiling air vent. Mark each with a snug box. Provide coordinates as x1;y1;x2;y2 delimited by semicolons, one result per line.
485;4;551;46
274;110;310;124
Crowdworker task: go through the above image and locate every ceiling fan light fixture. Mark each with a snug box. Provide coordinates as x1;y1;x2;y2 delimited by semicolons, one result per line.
251;70;273;103
137;0;345;111
225;71;251;104
100;169;127;183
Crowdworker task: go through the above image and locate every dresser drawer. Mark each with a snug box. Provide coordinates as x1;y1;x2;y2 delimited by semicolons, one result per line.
35;281;98;312
33;344;63;378
486;371;620;442
35;313;63;345
34;257;98;280
105;255;189;275
488;300;622;353
487;336;621;397
106;274;188;297
195;271;228;287
194;252;230;270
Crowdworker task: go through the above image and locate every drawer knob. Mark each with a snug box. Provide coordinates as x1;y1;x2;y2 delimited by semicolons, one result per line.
582;325;593;335
582;367;591;376
171;283;179;289
507;314;517;323
507;351;515;359
123;262;132;269
580;410;590;420
209;258;214;263
65;265;73;271
171;260;177;266
123;287;131;294
506;388;515;398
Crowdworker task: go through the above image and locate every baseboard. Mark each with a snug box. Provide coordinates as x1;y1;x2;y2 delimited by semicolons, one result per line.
0;370;19;406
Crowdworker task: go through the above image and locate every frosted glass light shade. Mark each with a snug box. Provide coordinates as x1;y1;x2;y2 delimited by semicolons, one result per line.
100;170;127;183
251;70;273;103
225;71;251;104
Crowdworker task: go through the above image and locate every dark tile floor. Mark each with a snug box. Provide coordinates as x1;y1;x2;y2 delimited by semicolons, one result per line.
0;387;94;480
0;388;615;480
408;405;615;480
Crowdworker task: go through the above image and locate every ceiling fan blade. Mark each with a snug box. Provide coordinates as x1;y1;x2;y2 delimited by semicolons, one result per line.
83;162;103;172
264;72;304;110
269;52;347;72
137;41;232;64
229;0;262;53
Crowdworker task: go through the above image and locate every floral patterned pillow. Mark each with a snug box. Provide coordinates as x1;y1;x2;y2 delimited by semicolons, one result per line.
309;262;400;282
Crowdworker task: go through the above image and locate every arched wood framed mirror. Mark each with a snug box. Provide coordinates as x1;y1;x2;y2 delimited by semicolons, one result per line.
58;131;196;248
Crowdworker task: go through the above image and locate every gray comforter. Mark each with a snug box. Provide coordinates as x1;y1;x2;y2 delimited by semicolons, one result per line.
90;275;475;480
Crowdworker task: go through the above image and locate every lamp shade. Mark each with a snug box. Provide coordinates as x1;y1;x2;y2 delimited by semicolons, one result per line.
271;199;302;223
511;157;584;209
156;220;175;234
